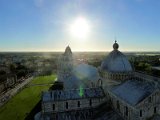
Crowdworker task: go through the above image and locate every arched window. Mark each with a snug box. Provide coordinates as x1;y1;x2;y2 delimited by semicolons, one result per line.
116;100;120;111
89;99;92;106
78;101;80;107
53;104;55;110
66;102;68;109
98;79;102;86
125;106;128;116
140;110;142;117
154;107;157;113
148;96;152;103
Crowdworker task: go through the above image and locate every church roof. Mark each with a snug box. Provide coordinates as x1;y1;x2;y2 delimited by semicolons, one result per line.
111;80;156;106
101;41;133;72
42;87;105;102
64;45;72;55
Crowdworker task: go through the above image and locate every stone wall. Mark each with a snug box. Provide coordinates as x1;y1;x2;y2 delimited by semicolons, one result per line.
136;90;160;120
103;71;133;81
108;88;160;120
110;94;136;120
42;97;105;114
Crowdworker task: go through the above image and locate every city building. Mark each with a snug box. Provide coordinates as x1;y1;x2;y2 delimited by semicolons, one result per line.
0;65;17;93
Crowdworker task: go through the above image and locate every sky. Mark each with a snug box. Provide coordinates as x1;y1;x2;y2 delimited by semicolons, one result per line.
0;0;160;52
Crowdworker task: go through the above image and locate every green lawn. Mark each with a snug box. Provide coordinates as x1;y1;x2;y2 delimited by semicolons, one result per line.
0;74;56;120
30;74;56;84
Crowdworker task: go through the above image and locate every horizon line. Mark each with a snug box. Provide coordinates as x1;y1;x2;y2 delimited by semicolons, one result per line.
0;50;160;53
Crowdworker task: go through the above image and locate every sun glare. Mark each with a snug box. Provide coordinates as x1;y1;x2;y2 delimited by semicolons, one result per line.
70;17;90;39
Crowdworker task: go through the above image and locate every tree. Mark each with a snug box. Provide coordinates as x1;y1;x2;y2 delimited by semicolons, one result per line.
9;64;16;73
0;70;6;75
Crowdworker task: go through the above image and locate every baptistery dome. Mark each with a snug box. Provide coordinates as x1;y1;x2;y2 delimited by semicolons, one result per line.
100;41;133;86
101;41;133;72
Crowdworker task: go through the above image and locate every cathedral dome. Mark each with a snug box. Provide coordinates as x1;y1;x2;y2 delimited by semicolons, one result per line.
101;41;133;72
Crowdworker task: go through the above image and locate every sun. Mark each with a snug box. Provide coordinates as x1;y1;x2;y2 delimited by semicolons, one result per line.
70;17;90;39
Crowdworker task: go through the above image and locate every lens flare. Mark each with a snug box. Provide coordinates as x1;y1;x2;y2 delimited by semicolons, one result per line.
79;85;84;97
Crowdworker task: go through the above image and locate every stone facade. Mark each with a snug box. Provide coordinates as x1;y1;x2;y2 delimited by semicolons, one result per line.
105;71;160;120
41;87;106;120
42;97;105;113
101;71;133;87
108;88;160;120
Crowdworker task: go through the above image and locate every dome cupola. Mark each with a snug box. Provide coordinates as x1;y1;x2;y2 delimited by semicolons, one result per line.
113;40;119;50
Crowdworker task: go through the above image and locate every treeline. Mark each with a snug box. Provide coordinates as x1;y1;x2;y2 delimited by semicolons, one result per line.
129;55;160;77
86;54;160;77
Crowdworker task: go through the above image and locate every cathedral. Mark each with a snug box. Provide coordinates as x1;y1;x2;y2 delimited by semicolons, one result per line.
37;41;160;120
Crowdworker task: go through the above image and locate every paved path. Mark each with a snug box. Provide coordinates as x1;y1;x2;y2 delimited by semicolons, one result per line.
0;77;33;107
27;83;54;87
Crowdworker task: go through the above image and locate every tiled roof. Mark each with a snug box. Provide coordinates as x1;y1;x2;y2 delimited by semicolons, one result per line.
42;87;105;102
111;79;156;106
101;50;133;72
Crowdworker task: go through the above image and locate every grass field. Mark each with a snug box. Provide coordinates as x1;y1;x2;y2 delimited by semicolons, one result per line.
0;74;56;120
30;74;56;84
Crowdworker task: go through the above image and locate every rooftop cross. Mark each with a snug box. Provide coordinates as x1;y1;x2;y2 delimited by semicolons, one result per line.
115;36;117;43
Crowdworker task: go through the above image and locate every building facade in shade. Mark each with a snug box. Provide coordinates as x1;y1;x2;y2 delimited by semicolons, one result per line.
41;87;106;120
0;65;17;93
56;45;101;89
38;42;160;120
57;46;74;81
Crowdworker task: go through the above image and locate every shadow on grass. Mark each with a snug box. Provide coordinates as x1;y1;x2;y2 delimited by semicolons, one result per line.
25;100;41;120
